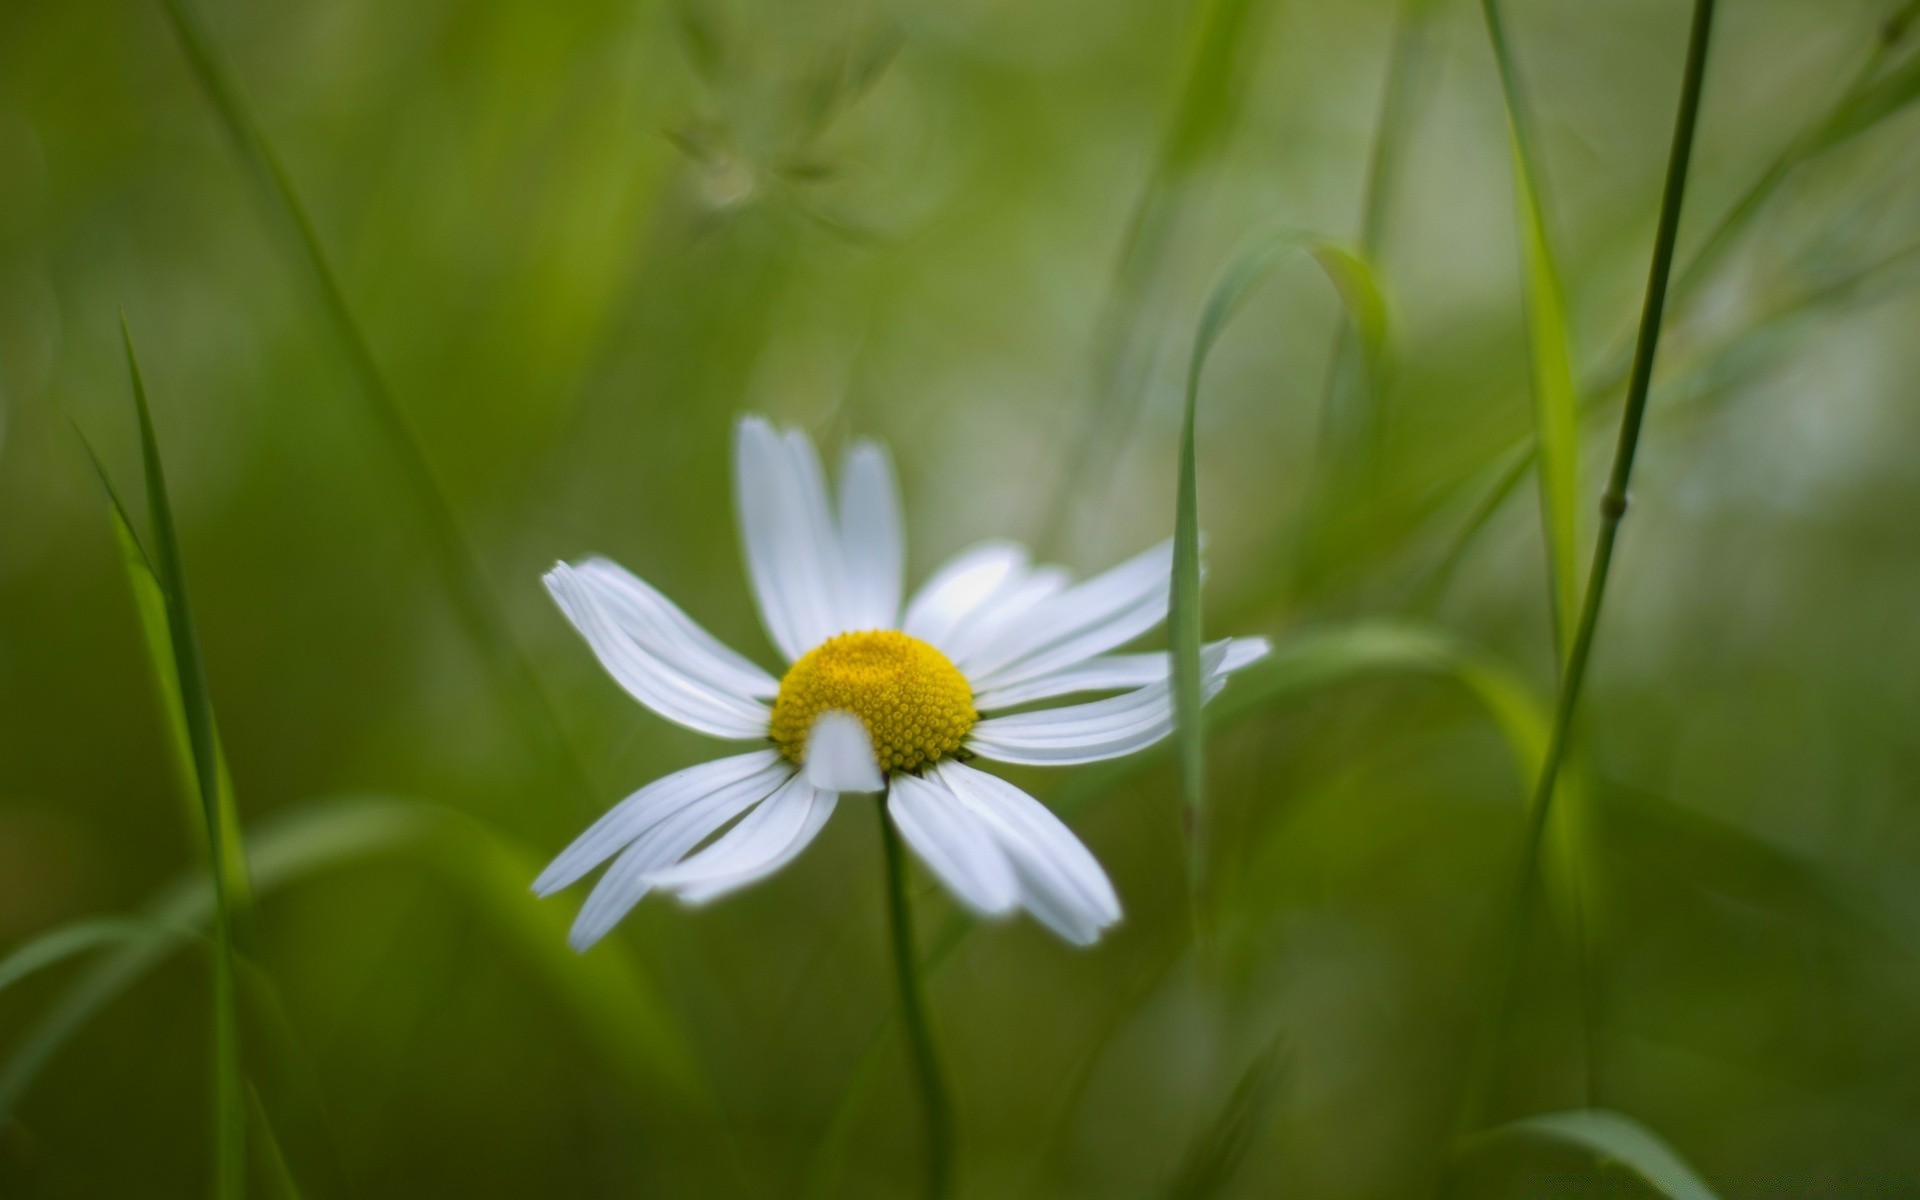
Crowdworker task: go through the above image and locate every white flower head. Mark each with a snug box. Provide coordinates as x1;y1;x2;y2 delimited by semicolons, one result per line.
536;416;1269;950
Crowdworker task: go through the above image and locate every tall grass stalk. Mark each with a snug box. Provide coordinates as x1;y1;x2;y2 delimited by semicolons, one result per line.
152;0;593;818
1453;0;1718;1142
877;800;953;1200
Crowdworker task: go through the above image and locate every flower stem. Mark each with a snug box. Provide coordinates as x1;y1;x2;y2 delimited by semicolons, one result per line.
1453;0;1718;1141
878;799;953;1200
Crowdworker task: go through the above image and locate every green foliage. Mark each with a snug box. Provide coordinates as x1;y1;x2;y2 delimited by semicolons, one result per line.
1464;1108;1722;1200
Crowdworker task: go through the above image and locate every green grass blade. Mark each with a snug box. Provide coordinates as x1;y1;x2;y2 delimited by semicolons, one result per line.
109;323;249;1199
1463;1108;1721;1200
1479;0;1582;659
247;1083;307;1200
1174;233;1387;926
0;919;186;997
1159;1038;1287;1200
151;0;594;825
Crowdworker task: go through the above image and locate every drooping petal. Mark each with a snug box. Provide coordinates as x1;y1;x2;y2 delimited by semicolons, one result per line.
968;643;1233;766
887;770;1019;917
534;750;786;897
567;759;797;950
974;637;1270;711
573;557;779;700
964;541;1178;688
806;710;883;793
936;761;1120;945
648;771;837;905
901;541;1028;652
735;417;849;661
838;439;905;632
546;563;773;739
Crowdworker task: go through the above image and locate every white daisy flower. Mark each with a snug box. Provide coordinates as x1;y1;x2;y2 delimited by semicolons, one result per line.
536;416;1269;950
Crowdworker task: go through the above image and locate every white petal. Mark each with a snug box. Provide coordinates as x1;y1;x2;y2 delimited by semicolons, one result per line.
968;644;1233;766
887;771;1019;917
649;772;837;905
806;711;883;793
965;541;1178;688
546;563;773;740
838;439;905;632
735;417;848;661
573;558;779;700
974;636;1270;711
942;566;1072;670
936;762;1120;945
901;541;1028;652
534;750;785;896
567;761;796;950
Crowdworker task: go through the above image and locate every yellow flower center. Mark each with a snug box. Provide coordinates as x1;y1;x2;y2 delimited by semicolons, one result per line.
770;631;976;774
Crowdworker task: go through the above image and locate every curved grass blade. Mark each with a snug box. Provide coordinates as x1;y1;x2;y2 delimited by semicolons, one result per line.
150;0;593;826
0;799;706;1126
0;798;438;1116
0;919;187;997
1478;0;1582;659
1159;1037;1288;1200
1173;234;1386;927
1462;1108;1721;1200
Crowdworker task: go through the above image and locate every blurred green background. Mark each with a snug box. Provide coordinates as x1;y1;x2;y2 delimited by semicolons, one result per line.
4;0;1920;1194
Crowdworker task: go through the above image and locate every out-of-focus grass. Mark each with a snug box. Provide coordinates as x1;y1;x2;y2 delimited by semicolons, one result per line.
4;0;1920;1196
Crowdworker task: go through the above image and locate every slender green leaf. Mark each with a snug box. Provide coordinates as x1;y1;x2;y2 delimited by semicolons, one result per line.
109;324;249;1200
1815;49;1920;151
1464;1108;1722;1200
0;919;185;997
1172;238;1386;922
1479;0;1582;657
1160;1039;1288;1200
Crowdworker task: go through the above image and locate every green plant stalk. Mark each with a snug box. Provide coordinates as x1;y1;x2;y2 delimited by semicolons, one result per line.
1454;0;1717;1140
878;801;953;1200
153;0;592;819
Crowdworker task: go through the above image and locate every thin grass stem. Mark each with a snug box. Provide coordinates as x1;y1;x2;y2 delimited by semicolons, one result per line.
1452;0;1718;1145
